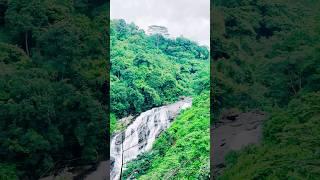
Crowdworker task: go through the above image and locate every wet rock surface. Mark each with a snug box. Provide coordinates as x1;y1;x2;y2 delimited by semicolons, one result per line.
110;97;192;180
39;160;109;180
212;110;267;177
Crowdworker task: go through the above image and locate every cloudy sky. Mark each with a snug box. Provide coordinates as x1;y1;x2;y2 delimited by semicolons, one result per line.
110;0;210;46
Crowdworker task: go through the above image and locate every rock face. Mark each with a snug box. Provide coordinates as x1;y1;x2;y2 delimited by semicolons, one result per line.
212;110;267;177
110;97;192;180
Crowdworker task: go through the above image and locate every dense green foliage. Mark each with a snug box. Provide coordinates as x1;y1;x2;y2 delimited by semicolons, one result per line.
213;0;319;116
219;92;320;179
110;19;209;118
110;113;117;134
212;0;320;178
0;1;108;179
122;92;210;179
110;20;210;179
0;163;18;180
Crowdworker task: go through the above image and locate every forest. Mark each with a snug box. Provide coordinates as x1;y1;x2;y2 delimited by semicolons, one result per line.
0;0;108;179
110;20;210;179
110;19;209;119
1;0;319;179
212;0;320;179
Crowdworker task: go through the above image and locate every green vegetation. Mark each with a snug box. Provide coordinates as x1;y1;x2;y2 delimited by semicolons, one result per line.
0;1;108;179
219;92;320;179
110;19;209;119
110;113;117;134
123;93;210;179
213;0;320;179
110;20;210;179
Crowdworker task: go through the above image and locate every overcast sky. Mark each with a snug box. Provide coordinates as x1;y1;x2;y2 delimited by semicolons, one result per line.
110;0;210;46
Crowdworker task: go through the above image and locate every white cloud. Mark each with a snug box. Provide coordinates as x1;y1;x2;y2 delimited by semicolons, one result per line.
111;0;210;46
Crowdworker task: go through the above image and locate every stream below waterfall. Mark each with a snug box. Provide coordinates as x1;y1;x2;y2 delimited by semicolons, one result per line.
110;97;192;180
212;110;267;177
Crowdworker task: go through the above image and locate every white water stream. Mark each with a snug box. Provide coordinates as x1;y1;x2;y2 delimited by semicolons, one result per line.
110;97;192;180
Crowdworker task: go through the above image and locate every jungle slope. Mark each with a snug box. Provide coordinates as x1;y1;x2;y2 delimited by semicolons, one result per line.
212;0;320;179
0;1;108;179
110;20;210;179
110;19;209;120
122;92;210;180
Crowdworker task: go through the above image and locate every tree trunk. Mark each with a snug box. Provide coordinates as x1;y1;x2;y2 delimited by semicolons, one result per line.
25;31;30;56
299;71;302;90
119;134;124;180
289;74;297;95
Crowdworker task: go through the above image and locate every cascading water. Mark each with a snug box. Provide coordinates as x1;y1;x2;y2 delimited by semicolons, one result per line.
110;97;192;180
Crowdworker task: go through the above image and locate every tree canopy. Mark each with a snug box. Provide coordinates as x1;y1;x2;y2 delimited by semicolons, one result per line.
0;1;108;179
110;19;210;179
212;0;320;178
110;19;209;118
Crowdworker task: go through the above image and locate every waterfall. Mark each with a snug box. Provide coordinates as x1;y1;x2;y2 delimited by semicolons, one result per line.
110;97;192;180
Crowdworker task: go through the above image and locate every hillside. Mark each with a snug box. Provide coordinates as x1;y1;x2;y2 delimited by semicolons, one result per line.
212;0;320;178
122;93;210;179
110;19;209;119
0;1;108;179
110;20;210;179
